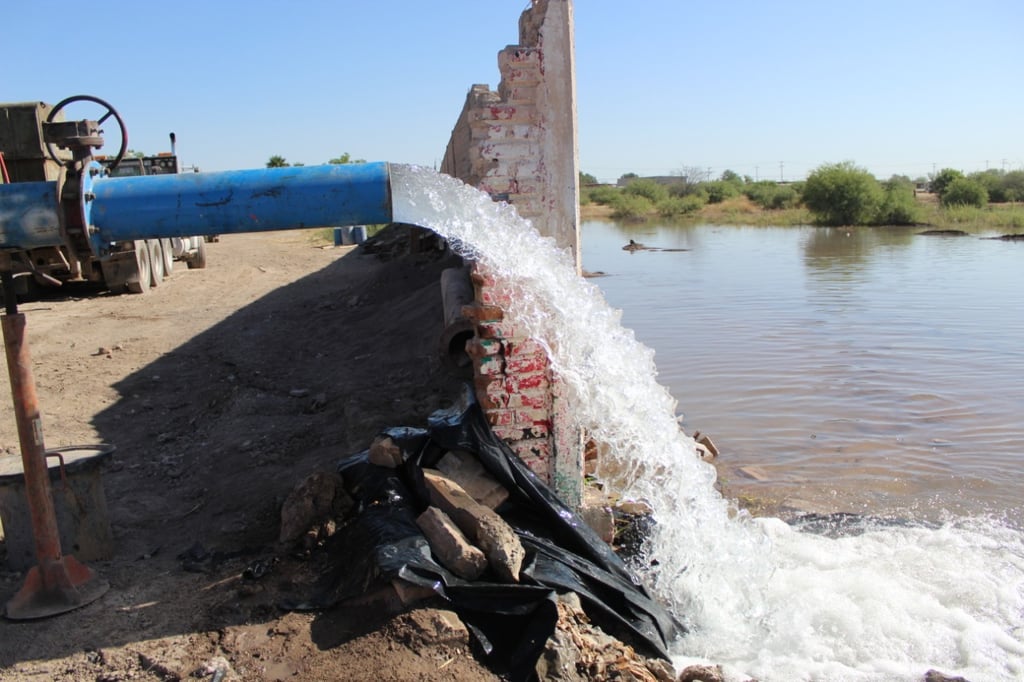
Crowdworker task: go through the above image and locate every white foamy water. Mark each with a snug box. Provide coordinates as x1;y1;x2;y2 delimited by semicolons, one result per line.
390;164;1024;681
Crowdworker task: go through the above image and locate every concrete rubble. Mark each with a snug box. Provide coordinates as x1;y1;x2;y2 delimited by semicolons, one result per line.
423;468;525;583
415;505;488;580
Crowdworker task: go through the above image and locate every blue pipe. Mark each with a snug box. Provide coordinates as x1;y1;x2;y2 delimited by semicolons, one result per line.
0;162;392;254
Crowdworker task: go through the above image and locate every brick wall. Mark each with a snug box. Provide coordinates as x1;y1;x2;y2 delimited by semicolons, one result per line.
443;0;581;508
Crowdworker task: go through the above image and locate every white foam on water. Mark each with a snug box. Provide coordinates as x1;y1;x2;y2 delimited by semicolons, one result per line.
390;165;1024;681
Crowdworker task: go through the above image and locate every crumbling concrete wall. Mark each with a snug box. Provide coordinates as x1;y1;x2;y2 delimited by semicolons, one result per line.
443;0;582;508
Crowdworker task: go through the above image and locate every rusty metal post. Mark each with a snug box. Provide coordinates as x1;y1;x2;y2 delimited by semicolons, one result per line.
2;273;108;619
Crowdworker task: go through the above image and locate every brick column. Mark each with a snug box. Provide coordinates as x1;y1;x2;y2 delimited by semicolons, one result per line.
465;265;555;483
443;1;583;509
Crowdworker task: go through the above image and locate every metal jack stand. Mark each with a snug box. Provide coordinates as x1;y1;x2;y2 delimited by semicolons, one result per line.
1;272;109;619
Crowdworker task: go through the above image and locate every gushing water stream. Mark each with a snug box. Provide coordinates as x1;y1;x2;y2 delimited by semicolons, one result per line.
391;165;1024;681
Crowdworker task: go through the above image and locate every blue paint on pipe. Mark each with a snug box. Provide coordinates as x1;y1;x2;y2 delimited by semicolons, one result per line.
0;182;62;249
87;162;392;252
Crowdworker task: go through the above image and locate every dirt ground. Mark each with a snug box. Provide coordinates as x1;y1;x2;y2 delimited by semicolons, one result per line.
0;228;503;680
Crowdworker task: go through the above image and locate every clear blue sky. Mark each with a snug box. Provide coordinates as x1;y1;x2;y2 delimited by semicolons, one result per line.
6;1;1021;183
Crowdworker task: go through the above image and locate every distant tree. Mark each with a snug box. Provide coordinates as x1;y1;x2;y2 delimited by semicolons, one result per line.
886;174;915;191
929;168;964;196
720;169;743;185
328;152;366;165
968;170;1005;202
579;171;598;185
1002;170;1024;202
672;165;711;186
266;155;290;168
125;149;146;159
617;172;638;185
941;177;988;208
801;161;882;226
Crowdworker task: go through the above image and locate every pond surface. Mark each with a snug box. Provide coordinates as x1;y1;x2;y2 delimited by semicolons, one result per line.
583;220;1024;523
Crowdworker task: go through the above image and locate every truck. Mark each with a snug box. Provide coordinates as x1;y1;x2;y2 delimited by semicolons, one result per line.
0;97;206;298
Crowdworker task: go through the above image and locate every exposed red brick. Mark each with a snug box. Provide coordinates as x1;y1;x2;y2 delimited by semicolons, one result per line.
478;288;513;308
461;303;503;322
506;391;550;410
502;338;546;356
466;338;502;358
516;408;552;426
477;320;521;340
474;377;509;409
472;353;505;377
505;353;549;375
508;372;549;392
485;409;516;427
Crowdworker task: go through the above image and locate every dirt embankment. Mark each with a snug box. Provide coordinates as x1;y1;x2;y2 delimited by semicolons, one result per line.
0;229;501;680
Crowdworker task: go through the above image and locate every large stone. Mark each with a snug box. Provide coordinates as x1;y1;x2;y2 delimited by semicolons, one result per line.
415;506;488;580
924;671;970;682
368;436;404;468
474;513;526;584
678;664;726;682
422;469;525;582
580;486;614;544
435;449;510;509
278;471;350;544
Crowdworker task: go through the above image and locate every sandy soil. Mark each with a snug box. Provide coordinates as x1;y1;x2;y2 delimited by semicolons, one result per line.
0;229;501;680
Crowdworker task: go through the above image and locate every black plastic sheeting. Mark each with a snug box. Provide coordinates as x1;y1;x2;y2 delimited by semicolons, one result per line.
302;397;680;681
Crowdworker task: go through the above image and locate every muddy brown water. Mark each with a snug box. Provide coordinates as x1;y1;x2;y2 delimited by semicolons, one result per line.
583;221;1024;525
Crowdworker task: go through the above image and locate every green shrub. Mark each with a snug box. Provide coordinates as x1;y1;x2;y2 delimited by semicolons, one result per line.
586;185;620;205
941;178;988;208
929;168;964;196
745;182;799;210
768;185;800;209
969;170;1006;202
622;178;669;203
667;182;704;198
802;161;883;225
609;193;654;220
703;181;741;204
1002;171;1024;202
657;195;706;217
875;183;922;225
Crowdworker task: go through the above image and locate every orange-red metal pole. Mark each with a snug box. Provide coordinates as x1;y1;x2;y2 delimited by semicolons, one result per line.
2;274;108;619
2;312;63;565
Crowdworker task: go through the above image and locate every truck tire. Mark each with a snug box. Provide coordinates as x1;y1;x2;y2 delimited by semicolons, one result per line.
126;242;151;294
148;240;164;287
161;238;174;277
187;238;207;269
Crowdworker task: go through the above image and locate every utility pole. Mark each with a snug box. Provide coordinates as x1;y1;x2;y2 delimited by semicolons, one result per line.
755;165;759;182
779;161;784;182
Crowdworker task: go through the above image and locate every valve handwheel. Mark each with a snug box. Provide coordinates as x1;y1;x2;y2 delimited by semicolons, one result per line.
44;94;128;170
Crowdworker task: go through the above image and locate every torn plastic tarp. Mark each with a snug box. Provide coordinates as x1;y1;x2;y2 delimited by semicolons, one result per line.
300;395;680;680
